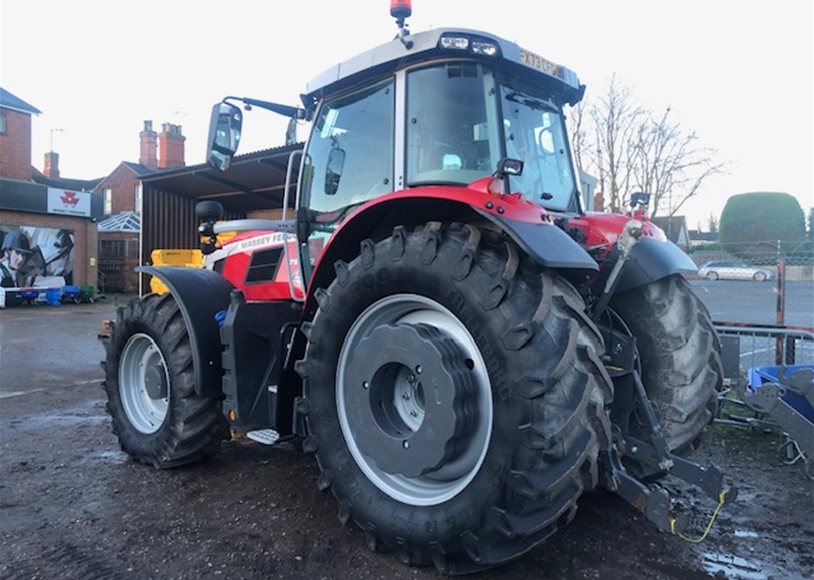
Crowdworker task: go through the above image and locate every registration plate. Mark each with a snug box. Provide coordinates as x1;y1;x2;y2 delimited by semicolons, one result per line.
519;48;560;77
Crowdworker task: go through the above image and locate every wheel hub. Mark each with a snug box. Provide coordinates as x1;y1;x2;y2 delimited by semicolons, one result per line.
144;365;168;400
118;333;170;434
342;322;476;477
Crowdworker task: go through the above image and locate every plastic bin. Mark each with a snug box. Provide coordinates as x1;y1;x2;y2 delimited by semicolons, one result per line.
78;285;96;303
45;287;62;306
62;285;80;303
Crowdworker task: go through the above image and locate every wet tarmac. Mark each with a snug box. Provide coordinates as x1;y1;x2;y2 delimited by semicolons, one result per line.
1;297;812;579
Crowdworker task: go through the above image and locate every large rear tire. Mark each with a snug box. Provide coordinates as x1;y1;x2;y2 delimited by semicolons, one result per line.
102;293;226;468
297;223;612;574
611;275;722;453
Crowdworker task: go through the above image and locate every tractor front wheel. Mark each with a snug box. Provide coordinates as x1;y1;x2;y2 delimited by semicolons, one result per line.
611;275;722;454
297;223;612;573
102;293;226;468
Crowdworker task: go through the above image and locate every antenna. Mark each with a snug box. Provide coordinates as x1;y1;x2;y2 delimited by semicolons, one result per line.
49;128;64;152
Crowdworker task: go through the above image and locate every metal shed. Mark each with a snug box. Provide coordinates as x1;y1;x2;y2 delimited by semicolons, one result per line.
138;143;303;272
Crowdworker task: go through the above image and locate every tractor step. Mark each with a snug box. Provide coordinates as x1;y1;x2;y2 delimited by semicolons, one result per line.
246;429;281;446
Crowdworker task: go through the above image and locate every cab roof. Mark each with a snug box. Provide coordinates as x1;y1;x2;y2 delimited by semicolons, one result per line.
301;27;584;108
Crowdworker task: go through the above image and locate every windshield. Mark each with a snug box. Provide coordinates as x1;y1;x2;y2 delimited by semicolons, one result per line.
501;84;576;211
404;63;577;210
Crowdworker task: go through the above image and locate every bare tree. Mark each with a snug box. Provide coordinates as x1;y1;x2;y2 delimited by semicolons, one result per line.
708;212;719;233
630;107;724;216
568;75;723;216
588;75;643;212
567;100;588;177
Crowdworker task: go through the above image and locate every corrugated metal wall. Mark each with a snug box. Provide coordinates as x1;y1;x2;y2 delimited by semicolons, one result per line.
141;186;244;265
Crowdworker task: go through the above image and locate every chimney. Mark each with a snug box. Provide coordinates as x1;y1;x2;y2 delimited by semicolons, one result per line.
594;190;605;212
43;151;60;178
158;123;185;169
139;120;158;169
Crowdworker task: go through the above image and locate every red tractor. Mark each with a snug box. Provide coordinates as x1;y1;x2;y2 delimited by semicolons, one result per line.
102;2;734;573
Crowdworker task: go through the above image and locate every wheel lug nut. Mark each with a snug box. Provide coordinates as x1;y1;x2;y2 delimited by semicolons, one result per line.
415;365;422;374
409;410;417;417
363;381;369;389
402;440;410;449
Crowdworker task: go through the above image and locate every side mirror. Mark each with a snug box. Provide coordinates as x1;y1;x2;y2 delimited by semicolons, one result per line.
630;191;651;208
207;102;243;171
496;157;524;177
325;147;346;196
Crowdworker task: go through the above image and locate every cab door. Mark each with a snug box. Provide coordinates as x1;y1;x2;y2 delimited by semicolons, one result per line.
297;79;395;283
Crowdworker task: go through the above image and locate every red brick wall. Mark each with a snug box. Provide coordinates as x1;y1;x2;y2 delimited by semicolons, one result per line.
0;210;98;287
0;109;33;181
94;164;139;214
158;124;185;169
43;151;60;178
139;127;158;170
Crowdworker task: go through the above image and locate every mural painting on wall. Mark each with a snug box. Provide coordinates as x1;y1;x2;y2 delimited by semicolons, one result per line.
0;225;75;288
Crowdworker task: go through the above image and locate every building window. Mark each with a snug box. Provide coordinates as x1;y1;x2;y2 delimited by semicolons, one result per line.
0;111;6;135
103;188;112;214
100;239;140;259
134;183;142;214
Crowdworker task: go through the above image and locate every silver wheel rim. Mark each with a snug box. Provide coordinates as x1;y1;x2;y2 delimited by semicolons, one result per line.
119;333;170;434
337;294;493;506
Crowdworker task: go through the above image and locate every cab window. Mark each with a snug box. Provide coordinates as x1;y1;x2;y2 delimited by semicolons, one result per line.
302;79;395;216
406;63;500;186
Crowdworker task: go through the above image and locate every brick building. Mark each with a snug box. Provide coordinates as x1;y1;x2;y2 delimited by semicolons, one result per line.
94;121;186;292
0;87;103;296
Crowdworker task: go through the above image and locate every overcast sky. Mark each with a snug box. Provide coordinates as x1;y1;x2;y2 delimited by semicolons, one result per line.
2;0;811;228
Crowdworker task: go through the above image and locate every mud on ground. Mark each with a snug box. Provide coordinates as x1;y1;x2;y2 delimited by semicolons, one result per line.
0;301;812;580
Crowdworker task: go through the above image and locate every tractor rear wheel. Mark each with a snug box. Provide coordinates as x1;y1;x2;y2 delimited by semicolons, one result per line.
297;223;612;574
611;275;722;454
102;293;226;468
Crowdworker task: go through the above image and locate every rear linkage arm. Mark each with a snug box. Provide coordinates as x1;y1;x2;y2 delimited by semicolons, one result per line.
594;218;738;535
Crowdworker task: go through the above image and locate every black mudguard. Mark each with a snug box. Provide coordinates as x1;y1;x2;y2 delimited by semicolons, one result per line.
615;238;697;294
483;212;598;271
138;266;235;398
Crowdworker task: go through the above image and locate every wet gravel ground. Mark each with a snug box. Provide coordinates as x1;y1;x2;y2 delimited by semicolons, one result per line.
1;298;813;579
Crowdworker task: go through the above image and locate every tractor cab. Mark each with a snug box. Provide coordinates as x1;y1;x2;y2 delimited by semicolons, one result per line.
206;24;589;284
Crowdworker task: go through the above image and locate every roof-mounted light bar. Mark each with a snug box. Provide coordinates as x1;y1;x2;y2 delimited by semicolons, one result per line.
438;34;501;57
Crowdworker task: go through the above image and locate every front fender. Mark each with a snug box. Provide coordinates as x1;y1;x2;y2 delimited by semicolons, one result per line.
615;238;697;293
138;266;235;397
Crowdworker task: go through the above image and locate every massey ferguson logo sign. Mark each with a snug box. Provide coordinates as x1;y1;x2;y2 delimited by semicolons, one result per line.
60;191;80;207
47;188;91;217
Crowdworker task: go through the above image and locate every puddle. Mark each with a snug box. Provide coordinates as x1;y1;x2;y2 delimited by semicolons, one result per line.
86;450;129;465
10;402;108;430
21;413;108;428
702;551;770;579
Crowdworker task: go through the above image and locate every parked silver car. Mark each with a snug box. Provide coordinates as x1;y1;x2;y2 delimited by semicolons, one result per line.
697;260;773;281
